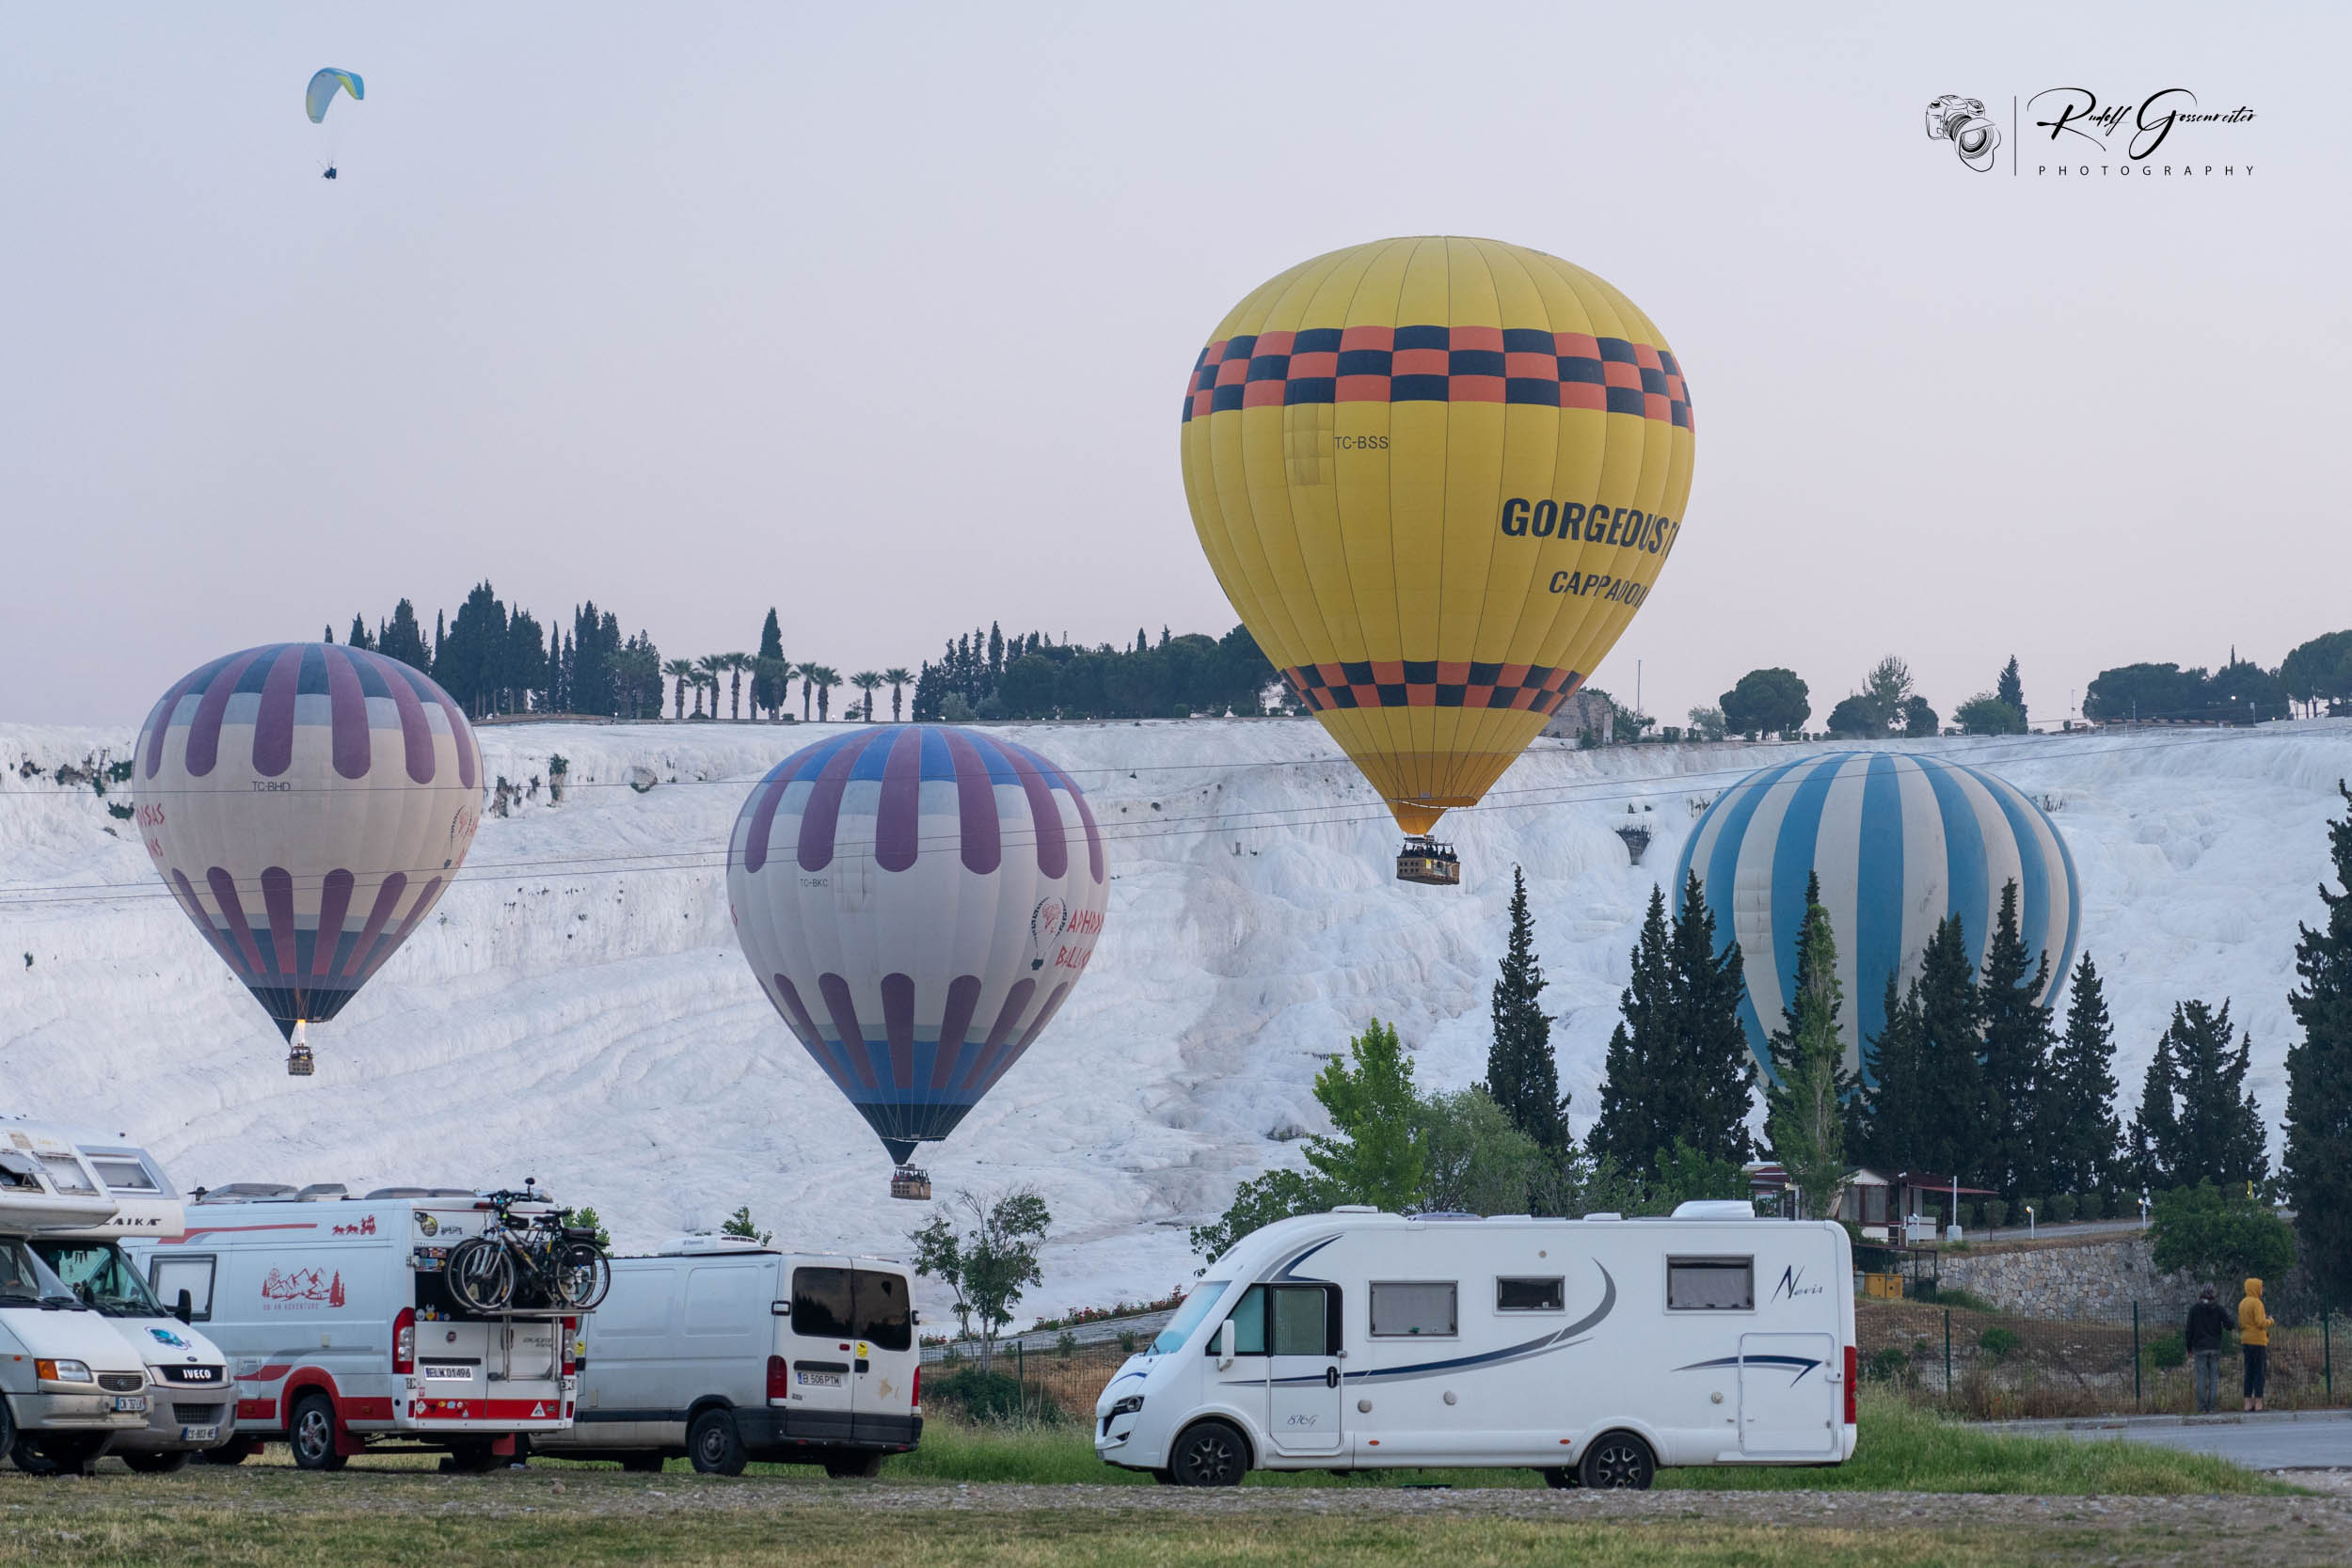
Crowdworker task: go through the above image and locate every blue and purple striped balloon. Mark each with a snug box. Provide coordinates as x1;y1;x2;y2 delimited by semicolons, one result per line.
133;643;483;1053
1674;751;2079;1085
726;725;1109;1168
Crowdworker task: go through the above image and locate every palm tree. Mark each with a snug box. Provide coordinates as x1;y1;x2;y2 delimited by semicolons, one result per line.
813;666;842;723
882;667;913;722
661;658;696;721
795;661;821;722
722;652;753;721
850;671;884;721
694;654;728;721
699;673;721;720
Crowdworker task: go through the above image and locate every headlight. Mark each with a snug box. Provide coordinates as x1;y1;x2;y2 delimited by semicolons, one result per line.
36;1359;93;1384
1109;1395;1144;1418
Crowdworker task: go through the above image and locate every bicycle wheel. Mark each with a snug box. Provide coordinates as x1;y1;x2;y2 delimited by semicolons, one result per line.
556;1240;612;1311
446;1235;516;1313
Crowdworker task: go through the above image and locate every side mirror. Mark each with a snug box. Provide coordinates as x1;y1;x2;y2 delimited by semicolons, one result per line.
175;1289;193;1324
1215;1320;1235;1370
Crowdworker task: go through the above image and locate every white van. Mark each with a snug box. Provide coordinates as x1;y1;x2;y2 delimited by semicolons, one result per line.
124;1184;582;1472
11;1119;235;1472
0;1126;153;1475
1095;1203;1855;1488
534;1235;921;1477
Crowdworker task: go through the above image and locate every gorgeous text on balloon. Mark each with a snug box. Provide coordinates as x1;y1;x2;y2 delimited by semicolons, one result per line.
1498;498;1680;553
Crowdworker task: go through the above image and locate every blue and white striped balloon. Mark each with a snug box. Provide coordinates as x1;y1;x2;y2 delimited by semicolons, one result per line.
1672;752;2079;1084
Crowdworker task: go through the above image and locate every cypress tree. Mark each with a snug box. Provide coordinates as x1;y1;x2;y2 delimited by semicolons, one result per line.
1765;890;1846;1219
1481;866;1567;1150
1852;972;1926;1169
1996;656;2026;725
1978;880;2055;1198
755;609;786;716
1588;887;1674;1171
1665;870;1756;1165
2128;1028;2180;1191
346;613;374;651
2285;784;2352;1306
2161;1000;2268;1190
1911;914;1985;1180
2045;953;2124;1196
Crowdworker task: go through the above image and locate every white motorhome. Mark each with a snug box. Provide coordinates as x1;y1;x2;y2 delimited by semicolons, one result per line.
1094;1204;1855;1488
0;1124;154;1474
534;1235;921;1476
8;1118;235;1472
124;1184;582;1472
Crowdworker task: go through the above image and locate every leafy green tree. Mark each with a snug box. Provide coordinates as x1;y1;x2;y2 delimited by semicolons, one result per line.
1901;696;1939;736
1186;1167;1328;1265
1685;705;1727;741
1978;881;2055;1198
2286;784;2352;1305
1864;655;1914;720
1826;694;1883;738
1482;868;1567;1150
999;654;1057;719
2280;631;2352;717
1996;656;2027;725
1955;694;2028;736
2044;953;2125;1196
569;1206;613;1251
1721;667;1810;738
1645;1138;1751;1212
721;1206;772;1245
908;1189;1051;1371
1414;1088;1546;1215
1305;1020;1425;1210
2150;1181;2296;1286
1765;884;1847;1219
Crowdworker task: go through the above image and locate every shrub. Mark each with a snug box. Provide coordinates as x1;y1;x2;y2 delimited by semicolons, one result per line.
1866;1346;1911;1384
1116;1329;1138;1354
2150;1181;2297;1286
1919;1285;1996;1313
1979;1326;2022;1361
2047;1195;2076;1224
1055;1331;1077;1359
923;1368;1065;1426
2148;1333;2187;1370
2078;1191;2106;1222
1984;1199;2010;1229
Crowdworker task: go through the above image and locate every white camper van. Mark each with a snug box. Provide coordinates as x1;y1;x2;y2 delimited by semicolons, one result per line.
1094;1204;1855;1488
124;1184;583;1472
0;1124;154;1474
9;1119;235;1472
534;1235;922;1476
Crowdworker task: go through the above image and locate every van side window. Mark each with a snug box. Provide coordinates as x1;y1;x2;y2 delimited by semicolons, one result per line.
1370;1281;1457;1338
1666;1257;1755;1310
791;1267;855;1338
1270;1285;1337;1355
852;1270;913;1352
1211;1284;1269;1355
150;1255;215;1322
1497;1276;1565;1312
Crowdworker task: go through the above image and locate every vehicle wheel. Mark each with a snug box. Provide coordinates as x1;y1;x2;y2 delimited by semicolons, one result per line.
0;1397;13;1459
445;1236;516;1313
557;1241;612;1311
12;1433;109;1477
1541;1465;1581;1489
1167;1419;1248;1487
123;1449;195;1474
289;1392;347;1472
822;1450;883;1479
619;1452;666;1474
199;1440;254;1465
1577;1431;1654;1491
687;1409;747;1477
1151;1467;1176;1484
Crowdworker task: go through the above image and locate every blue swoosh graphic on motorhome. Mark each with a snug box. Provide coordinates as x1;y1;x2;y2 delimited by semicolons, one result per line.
1258;1263;1618;1386
1271;1234;1342;1281
1674;1353;1823;1386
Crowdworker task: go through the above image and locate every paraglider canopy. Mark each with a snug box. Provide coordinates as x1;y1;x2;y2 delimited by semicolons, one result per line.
306;69;363;123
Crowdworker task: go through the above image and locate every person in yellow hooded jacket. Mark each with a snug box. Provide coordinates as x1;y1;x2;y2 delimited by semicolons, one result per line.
2239;1278;2271;1411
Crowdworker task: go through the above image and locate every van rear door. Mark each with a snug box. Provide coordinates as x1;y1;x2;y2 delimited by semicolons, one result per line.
849;1267;915;1442
782;1259;855;1440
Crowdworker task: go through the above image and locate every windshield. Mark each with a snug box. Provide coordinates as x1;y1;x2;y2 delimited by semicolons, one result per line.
1149;1281;1230;1356
35;1241;163;1319
0;1238;83;1309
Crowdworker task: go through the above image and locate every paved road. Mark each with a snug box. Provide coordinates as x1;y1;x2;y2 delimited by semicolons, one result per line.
1980;1411;2352;1470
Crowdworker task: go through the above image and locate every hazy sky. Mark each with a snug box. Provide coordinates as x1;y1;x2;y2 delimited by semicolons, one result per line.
3;4;2342;729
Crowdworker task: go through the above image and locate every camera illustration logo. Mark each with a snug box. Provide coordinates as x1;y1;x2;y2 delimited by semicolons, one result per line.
1926;94;2001;171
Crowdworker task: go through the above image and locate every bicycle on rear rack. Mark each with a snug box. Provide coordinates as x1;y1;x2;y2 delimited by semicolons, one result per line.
443;1180;611;1314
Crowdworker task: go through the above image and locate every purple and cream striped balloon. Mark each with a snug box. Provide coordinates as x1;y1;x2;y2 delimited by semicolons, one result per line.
133;643;483;1050
725;725;1108;1168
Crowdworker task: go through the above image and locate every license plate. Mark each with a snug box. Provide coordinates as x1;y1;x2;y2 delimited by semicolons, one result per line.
423;1364;471;1381
114;1395;147;1413
796;1370;842;1387
181;1425;218;1443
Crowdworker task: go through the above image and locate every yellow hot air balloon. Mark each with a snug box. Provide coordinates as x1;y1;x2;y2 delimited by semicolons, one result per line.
1181;236;1695;883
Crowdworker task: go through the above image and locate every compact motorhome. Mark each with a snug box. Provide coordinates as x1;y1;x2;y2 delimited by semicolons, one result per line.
534;1235;921;1476
125;1185;582;1472
9;1118;235;1471
1094;1204;1855;1488
0;1123;156;1474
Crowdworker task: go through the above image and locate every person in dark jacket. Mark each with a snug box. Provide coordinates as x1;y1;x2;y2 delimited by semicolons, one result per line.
2185;1286;2236;1414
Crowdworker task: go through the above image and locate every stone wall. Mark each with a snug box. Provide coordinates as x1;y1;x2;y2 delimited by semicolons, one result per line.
1935;1234;2205;1322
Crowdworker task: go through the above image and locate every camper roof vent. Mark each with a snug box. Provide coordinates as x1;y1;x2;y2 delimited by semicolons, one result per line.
1669;1200;1758;1221
660;1232;770;1257
296;1183;349;1202
363;1188;479;1199
195;1183;298;1204
1582;1212;1624;1222
1330;1204;1380;1214
1406;1211;1481;1222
